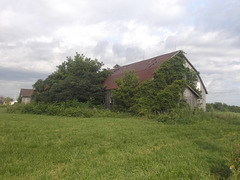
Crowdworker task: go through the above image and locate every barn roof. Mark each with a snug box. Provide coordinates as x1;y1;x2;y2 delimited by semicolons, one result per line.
20;88;34;97
103;50;180;90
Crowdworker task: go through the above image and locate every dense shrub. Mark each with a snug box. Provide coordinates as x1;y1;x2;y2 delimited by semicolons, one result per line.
113;70;139;112
153;107;204;124
7;101;126;118
7;103;25;113
45;104;64;115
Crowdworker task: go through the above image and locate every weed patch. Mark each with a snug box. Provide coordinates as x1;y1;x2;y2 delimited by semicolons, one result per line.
7;101;127;118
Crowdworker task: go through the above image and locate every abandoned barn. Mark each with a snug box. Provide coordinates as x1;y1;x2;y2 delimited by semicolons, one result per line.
103;50;208;110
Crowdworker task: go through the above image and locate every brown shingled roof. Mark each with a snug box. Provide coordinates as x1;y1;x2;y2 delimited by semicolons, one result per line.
103;51;180;90
20;88;34;97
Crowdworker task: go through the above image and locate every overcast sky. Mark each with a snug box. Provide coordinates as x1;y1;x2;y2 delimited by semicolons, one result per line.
0;0;240;105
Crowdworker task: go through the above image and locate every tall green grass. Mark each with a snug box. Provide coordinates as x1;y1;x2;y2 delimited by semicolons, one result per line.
0;108;240;179
7;101;128;118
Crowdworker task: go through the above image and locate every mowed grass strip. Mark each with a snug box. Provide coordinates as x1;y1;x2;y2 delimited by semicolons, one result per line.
0;108;239;179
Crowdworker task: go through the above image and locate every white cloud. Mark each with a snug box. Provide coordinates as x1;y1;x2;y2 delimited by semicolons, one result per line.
121;21;161;48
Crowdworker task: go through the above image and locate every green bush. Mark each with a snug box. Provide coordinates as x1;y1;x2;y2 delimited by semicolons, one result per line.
7;103;25;113
154;107;210;124
7;101;128;118
45;104;64;115
62;107;93;117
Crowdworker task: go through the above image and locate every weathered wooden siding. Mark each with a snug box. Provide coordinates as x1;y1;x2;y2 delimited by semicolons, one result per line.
183;88;198;109
105;90;113;109
22;97;31;104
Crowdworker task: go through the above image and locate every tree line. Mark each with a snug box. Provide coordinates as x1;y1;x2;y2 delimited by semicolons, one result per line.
207;102;240;113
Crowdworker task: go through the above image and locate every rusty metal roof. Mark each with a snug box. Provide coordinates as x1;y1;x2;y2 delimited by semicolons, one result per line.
103;51;180;90
20;88;34;97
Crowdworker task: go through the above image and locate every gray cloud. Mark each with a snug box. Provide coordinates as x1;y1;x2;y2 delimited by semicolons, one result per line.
0;66;48;98
0;66;48;82
194;0;240;35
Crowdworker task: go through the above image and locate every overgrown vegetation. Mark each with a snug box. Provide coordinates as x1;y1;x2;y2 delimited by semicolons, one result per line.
32;53;110;104
207;102;240;113
113;51;200;115
113;70;140;112
7;101;126;118
1;108;240;179
8;101;201;124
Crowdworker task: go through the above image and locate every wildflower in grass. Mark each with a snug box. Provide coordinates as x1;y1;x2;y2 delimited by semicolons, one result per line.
230;165;235;170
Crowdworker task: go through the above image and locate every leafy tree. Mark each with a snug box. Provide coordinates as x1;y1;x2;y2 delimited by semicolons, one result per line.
4;97;11;105
112;70;139;112
32;53;110;104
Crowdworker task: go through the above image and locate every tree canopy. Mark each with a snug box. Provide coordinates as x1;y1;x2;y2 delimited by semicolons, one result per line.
32;53;110;104
113;70;139;112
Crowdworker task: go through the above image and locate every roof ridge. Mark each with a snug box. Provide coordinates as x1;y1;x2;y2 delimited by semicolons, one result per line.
117;50;180;69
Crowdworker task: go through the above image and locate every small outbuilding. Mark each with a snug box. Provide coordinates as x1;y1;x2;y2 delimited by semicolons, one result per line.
19;88;34;104
103;50;208;110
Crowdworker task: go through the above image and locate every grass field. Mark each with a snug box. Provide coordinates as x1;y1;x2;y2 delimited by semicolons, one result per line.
0;107;240;179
